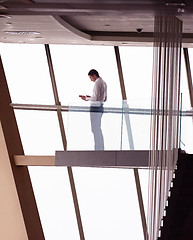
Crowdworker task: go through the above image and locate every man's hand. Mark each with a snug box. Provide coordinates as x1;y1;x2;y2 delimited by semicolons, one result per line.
79;95;87;101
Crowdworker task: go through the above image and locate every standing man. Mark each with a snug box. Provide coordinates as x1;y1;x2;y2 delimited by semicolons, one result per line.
79;69;107;150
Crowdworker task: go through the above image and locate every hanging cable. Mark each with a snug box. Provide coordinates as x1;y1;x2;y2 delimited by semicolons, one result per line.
148;16;182;240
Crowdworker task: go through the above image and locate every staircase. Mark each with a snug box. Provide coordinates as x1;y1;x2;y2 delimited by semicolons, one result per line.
159;151;193;240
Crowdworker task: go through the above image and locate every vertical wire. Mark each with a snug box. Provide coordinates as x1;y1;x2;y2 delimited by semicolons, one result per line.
164;16;172;222
162;17;170;218
148;16;182;240
175;26;182;154
158;17;168;232
179;93;183;149
149;15;157;239
148;15;160;239
153;16;163;239
175;20;182;165
120;101;124;150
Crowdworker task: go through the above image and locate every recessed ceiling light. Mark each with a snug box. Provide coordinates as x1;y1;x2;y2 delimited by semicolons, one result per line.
4;31;41;35
35;36;43;39
165;3;185;7
178;8;185;13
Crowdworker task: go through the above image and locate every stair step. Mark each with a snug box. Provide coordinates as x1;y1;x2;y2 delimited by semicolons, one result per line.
173;176;193;185
159;152;193;239
160;226;182;239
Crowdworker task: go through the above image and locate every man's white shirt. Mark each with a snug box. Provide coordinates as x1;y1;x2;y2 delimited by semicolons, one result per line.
86;77;107;106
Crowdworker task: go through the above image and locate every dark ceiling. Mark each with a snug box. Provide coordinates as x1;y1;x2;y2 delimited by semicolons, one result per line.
0;0;192;46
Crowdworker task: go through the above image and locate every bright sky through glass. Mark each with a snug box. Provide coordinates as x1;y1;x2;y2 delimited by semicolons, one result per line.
180;50;193;153
0;43;192;239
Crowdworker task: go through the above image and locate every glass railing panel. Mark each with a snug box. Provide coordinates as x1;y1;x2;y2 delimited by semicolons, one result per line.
14;110;63;155
66;104;123;151
66;100;151;151
65;108;94;151
121;113;151;150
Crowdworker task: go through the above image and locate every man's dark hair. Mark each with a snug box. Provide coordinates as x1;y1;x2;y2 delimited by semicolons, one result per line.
88;69;99;77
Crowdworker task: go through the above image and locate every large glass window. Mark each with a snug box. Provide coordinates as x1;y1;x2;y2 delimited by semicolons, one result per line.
119;46;153;109
50;45;122;107
1;42;192;240
180;49;193;153
0;44;54;104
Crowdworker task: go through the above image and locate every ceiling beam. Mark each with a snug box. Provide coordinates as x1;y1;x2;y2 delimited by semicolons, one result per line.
54;16;91;40
1;2;190;14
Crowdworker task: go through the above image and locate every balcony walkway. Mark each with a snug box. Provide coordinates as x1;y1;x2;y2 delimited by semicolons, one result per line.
14;150;149;168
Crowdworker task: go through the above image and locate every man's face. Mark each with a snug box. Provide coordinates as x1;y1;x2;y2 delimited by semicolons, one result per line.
89;75;95;82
